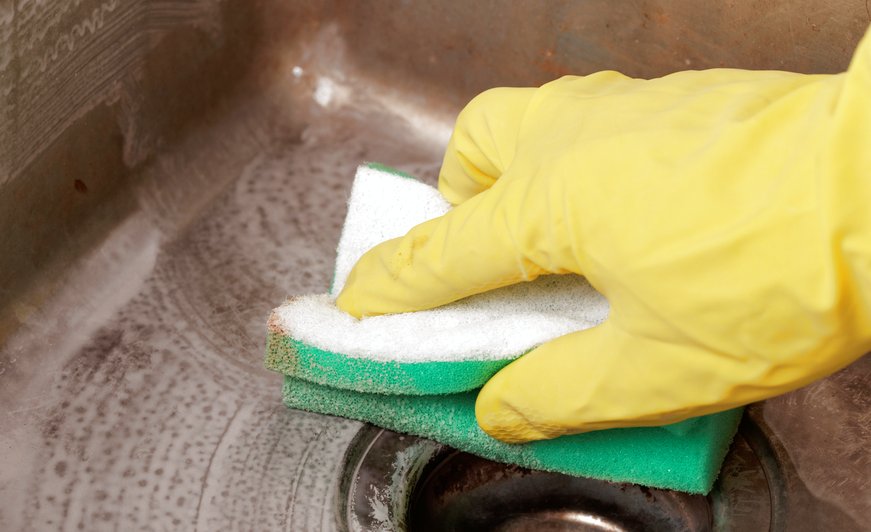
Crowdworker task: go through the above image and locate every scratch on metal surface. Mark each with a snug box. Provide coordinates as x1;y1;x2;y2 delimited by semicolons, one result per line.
24;1;121;78
193;403;241;532
285;424;328;528
1;0;223;185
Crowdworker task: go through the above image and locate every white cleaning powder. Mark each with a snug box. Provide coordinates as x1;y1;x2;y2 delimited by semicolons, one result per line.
273;164;610;363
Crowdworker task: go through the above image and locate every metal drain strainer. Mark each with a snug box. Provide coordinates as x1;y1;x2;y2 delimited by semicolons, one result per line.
337;417;774;532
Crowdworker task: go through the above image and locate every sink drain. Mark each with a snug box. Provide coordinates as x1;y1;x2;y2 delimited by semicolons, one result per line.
337;419;775;531
406;451;711;531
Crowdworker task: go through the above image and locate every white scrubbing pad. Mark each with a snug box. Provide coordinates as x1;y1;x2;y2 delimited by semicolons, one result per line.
330;165;452;297
273;164;610;363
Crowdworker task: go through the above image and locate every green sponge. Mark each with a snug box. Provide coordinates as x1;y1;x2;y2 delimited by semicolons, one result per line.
282;375;742;494
265;330;514;395
267;163;742;494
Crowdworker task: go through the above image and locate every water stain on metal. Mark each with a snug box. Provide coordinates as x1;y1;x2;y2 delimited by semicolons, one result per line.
1;1;869;531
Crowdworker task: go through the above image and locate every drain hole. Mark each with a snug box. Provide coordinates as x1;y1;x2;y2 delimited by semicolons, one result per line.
406;452;712;532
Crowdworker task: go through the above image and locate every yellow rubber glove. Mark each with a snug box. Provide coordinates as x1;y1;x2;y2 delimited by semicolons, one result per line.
337;26;871;444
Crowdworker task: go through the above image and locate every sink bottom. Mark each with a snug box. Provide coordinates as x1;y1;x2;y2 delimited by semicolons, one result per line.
338;415;774;532
407;451;712;531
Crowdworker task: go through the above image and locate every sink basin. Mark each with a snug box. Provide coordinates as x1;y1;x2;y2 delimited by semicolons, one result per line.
1;1;868;530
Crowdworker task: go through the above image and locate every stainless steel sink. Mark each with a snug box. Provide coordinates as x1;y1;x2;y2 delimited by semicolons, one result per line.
1;2;869;530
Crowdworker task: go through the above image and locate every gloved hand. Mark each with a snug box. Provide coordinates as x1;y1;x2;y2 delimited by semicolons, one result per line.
337;27;871;443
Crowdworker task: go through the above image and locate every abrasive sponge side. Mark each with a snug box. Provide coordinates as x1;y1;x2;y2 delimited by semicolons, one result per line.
281;375;743;494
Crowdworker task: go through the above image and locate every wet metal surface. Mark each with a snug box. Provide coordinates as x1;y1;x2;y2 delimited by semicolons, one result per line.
0;35;446;530
2;1;870;530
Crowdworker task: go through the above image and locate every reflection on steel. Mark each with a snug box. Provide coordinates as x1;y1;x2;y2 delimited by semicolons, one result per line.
1;1;868;530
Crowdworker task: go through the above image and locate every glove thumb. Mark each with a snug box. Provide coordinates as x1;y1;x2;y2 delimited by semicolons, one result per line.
475;321;753;443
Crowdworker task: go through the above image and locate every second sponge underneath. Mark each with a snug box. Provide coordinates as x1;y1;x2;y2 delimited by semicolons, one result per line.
281;375;743;495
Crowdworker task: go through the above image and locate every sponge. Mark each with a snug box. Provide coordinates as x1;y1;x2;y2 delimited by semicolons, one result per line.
266;163;609;395
281;376;742;494
266;163;742;494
